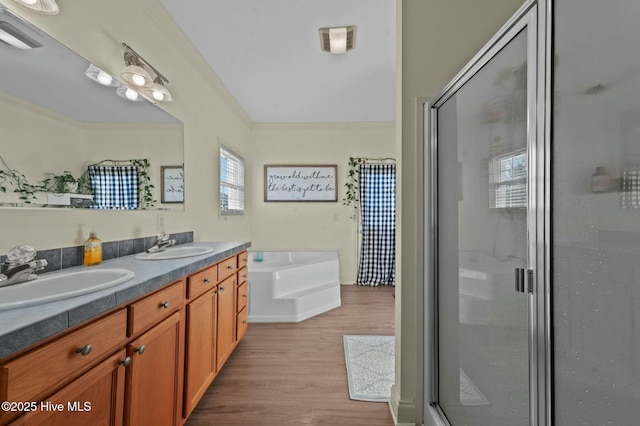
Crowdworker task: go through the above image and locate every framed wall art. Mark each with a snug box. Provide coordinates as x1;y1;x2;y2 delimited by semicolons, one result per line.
264;164;337;202
161;165;184;203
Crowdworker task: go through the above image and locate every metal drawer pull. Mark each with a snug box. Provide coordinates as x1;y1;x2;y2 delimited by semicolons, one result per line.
204;277;211;283
227;265;233;269
242;294;247;298
119;356;131;367
219;286;225;291
76;344;93;356
242;320;247;324
160;301;170;309
136;345;146;355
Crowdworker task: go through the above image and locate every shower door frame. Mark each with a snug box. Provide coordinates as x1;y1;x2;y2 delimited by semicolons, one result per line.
423;0;553;425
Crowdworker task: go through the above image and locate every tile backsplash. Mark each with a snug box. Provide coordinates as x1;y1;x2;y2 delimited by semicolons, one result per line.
0;231;194;273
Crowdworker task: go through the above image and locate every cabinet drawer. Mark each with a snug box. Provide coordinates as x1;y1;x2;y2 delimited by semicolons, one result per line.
0;309;127;404
237;251;249;269
128;280;184;336
187;265;218;299
236;307;248;341
236;281;248;313
218;256;237;281
237;266;248;286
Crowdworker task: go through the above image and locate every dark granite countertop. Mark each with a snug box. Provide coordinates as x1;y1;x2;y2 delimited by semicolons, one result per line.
0;241;251;359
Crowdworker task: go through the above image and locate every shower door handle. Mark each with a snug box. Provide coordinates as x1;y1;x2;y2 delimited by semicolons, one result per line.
514;268;525;292
514;268;533;293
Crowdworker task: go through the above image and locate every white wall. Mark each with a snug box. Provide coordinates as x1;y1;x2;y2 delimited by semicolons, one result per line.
250;122;396;284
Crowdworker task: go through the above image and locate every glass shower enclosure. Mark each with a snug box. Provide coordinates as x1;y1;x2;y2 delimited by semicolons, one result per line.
425;0;640;424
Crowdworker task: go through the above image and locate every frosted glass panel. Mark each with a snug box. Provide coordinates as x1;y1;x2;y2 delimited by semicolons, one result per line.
436;28;529;425
553;0;640;423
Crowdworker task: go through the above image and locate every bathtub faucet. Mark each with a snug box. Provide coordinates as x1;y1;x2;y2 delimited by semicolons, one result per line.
146;232;176;253
0;245;48;288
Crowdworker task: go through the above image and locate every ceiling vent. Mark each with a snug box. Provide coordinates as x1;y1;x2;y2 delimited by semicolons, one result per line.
319;26;356;54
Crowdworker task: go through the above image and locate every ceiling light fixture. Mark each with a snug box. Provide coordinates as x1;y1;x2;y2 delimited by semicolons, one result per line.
120;43;172;102
319;26;356;54
143;77;173;102
85;64;118;86
115;84;144;102
10;0;59;15
0;20;42;49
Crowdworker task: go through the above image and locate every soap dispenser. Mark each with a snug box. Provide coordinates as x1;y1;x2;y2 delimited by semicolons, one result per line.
83;232;103;266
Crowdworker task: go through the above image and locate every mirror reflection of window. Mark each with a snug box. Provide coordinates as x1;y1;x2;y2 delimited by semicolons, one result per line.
489;149;527;209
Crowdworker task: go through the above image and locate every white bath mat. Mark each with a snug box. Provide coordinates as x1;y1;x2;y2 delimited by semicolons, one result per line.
343;335;395;402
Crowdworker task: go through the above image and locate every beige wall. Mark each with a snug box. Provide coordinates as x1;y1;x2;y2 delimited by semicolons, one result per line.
0;0;254;250
250;122;396;283
0;1;531;425
394;1;526;425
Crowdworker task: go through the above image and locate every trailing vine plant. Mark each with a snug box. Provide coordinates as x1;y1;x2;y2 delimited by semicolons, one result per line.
0;154;41;203
343;157;365;219
342;156;396;220
131;159;156;209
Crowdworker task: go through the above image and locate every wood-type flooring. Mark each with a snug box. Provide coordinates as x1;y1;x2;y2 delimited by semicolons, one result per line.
185;284;396;426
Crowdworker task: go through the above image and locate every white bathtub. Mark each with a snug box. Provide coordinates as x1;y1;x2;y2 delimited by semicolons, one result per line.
247;251;341;322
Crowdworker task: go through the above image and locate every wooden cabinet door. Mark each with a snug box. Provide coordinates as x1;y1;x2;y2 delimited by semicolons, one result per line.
183;288;216;418
11;350;127;426
124;312;182;426
216;275;236;371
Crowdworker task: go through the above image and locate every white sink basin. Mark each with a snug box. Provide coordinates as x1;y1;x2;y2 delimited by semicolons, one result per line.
0;268;135;311
134;246;214;261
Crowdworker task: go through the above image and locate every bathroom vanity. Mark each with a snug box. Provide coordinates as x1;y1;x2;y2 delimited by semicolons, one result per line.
0;241;250;425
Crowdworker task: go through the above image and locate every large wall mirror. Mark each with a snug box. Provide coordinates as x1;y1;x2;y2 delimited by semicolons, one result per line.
0;6;184;211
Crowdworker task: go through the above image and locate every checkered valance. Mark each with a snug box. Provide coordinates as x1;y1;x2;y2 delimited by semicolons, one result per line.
357;163;396;286
88;165;139;210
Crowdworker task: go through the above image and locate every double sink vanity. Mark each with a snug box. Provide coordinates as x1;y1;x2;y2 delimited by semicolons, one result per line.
0;240;251;425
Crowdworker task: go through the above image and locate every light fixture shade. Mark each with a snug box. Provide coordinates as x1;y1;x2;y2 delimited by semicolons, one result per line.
319;26;356;54
115;84;144;102
143;80;172;102
85;64;118;87
0;21;42;49
11;0;59;15
121;64;153;88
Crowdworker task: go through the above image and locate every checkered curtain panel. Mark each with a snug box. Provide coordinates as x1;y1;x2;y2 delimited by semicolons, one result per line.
622;161;640;208
88;165;139;209
357;163;396;286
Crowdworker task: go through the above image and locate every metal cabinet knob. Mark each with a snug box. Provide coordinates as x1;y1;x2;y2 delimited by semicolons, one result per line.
160;301;170;309
242;320;247;324
76;344;93;356
219;286;225;291
227;265;233;269
242;294;247;298
119;356;131;367
204;277;211;283
136;345;146;355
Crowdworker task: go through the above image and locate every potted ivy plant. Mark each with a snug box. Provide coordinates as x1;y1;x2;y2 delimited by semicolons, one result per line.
42;171;94;206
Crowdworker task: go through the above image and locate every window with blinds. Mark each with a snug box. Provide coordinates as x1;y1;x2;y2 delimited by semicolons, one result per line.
489;150;527;209
220;145;245;215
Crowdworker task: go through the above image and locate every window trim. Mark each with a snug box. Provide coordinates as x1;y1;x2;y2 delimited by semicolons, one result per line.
219;143;245;216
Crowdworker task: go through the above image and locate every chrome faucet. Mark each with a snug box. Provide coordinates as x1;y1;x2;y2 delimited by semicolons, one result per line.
0;245;48;288
146;232;176;253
